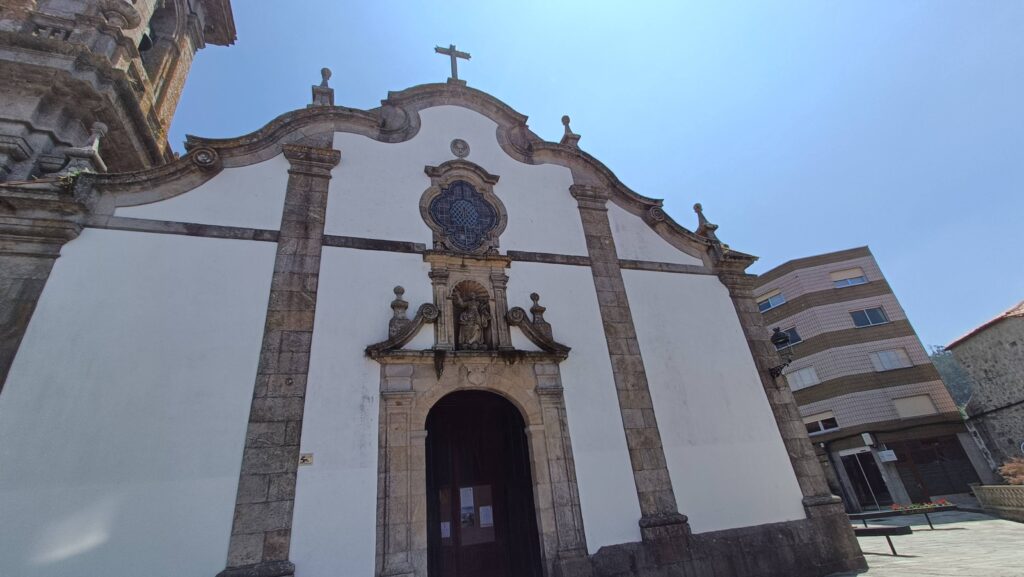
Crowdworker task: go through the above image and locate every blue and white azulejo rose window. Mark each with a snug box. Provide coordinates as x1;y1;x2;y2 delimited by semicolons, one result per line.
428;180;499;252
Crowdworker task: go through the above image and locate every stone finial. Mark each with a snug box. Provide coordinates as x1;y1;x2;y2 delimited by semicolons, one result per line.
388;286;411;337
693;202;720;243
560;115;581;148
530;292;553;339
85;122;108;151
46;121;109;176
310;67;335;107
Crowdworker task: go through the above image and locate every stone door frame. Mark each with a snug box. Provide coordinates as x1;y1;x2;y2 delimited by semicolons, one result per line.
374;354;587;577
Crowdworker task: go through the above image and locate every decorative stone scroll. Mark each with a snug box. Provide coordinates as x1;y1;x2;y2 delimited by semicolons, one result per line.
506;293;570;357
366;286;440;357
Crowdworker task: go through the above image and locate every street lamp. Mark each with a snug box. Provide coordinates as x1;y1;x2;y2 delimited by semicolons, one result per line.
769;327;792;378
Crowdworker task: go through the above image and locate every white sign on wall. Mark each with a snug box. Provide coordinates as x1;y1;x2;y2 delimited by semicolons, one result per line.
877;450;898;462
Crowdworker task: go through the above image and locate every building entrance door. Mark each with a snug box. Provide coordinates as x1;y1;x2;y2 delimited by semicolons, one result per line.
426;391;543;577
890;436;980;502
840;449;893;510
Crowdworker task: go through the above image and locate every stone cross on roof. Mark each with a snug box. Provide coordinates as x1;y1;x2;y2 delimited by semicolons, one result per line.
434;44;471;82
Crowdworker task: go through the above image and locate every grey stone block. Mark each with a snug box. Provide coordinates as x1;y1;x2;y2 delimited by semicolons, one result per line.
241;447;298;475
233;500;294;534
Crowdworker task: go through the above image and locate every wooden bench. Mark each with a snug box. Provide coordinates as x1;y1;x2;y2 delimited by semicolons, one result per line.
848;504;958;530
853;525;913;555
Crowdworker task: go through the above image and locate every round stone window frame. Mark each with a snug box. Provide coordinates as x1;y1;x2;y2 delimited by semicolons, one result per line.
420;159;508;255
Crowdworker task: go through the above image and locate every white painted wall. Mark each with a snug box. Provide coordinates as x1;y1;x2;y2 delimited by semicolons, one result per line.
291;247;433;576
506;262;642;552
329;106;588;256
622;270;806;533
607;203;703;266
0;229;276;577
115;154;290;230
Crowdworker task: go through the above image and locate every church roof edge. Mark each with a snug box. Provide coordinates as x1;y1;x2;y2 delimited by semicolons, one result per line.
86;80;751;267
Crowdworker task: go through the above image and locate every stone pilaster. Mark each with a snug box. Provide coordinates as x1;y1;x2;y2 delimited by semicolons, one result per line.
490;271;513;350
377;382;422;577
534;364;588;564
0;181;86;393
428;268;452;350
714;263;848;518
217;143;340;577
570;185;689;543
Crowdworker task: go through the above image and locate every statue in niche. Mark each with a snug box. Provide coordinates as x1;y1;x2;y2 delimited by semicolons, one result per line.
453;286;492;350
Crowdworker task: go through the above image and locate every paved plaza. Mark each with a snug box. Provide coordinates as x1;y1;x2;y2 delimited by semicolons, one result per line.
838;511;1024;577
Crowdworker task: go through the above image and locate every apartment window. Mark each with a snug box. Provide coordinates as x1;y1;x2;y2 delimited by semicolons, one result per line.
893;394;938;419
774;327;802;350
870;348;912;371
830;267;868;288
850;306;889;327
756;289;786;312
786;366;820;388
802;411;840;435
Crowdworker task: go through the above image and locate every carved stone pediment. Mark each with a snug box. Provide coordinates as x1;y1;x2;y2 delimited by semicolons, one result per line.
365;272;570;374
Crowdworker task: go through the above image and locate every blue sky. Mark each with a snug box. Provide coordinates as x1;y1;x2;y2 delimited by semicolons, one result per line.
170;1;1024;348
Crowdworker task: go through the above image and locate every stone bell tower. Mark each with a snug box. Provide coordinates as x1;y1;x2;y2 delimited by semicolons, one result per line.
0;0;236;181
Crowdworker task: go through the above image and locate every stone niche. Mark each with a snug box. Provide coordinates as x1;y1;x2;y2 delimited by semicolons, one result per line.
365;250;582;577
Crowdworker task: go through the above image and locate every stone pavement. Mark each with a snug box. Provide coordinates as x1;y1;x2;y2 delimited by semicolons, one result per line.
836;511;1024;577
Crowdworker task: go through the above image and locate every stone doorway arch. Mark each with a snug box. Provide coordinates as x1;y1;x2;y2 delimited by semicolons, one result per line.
425;390;543;577
374;357;588;577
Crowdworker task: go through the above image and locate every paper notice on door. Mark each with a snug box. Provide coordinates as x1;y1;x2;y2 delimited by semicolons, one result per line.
459;487;475;527
479;505;493;527
440;521;451;538
459;487;474;508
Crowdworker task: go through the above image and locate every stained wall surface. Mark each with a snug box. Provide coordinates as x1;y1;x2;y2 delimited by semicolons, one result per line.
507;261;644;551
290;247;432;576
623;270;807;533
328;106;586;257
114;154;290;230
0;229;275;577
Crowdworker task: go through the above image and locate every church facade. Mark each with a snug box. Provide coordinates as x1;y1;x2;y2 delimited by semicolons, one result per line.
0;5;865;577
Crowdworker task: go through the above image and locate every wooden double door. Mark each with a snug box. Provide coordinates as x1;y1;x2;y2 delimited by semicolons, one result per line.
425;391;543;577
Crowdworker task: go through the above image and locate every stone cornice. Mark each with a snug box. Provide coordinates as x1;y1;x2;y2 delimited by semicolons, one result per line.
281;143;341;175
71;147;224;215
142;82;745;268
424;159;499;185
0;178;87;255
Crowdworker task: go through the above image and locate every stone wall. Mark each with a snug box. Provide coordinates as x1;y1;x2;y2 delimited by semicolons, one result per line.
952;317;1024;466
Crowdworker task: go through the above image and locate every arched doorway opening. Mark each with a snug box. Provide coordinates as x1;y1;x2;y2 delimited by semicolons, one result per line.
425;390;543;577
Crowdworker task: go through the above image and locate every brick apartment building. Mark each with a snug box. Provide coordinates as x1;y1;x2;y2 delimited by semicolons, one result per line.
755;247;995;511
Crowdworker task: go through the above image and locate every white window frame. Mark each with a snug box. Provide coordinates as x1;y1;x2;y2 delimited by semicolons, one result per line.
870;348;912;372
893;394;938;418
774;326;802;350
830;267;868;288
756;289;786;313
850;306;889;328
802;411;840;435
786;366;820;388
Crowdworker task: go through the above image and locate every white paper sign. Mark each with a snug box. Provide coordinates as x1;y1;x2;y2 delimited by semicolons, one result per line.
479;505;493;527
877;449;898;462
440;522;451;538
459;487;474;508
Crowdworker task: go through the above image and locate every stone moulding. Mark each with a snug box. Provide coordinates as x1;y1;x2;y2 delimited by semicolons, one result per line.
506;296;570;357
161;81;729;267
365;302;440;358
